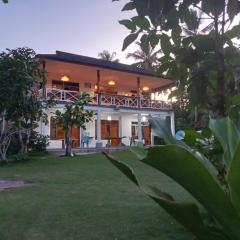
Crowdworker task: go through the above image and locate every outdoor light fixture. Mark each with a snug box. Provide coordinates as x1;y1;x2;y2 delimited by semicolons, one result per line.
142;116;147;122
142;86;150;91
61;75;70;82
94;84;98;90
107;115;112;121
108;80;116;86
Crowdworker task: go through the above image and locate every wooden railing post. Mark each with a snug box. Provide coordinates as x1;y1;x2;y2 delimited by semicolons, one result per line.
137;77;141;108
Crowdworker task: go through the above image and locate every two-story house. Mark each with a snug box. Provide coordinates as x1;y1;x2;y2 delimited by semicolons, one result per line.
37;51;175;149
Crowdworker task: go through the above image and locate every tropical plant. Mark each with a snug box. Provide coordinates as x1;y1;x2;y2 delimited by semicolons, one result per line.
53;93;94;156
98;50;119;62
0;47;49;156
126;42;161;70
105;117;240;240
116;0;240;118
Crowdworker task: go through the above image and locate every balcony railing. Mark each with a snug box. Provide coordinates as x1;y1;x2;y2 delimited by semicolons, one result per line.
45;88;172;111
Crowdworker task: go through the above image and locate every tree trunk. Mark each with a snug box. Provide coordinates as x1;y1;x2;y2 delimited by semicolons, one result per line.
216;47;226;116
0;140;10;162
64;128;72;156
214;10;226;117
25;129;30;153
0;151;6;162
194;106;198;123
18;131;28;154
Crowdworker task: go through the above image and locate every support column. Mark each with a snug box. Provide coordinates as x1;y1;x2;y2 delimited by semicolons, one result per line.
40;111;48;136
96;109;102;148
137;113;143;146
119;115;122;138
40;117;44;135
97;70;101;105
42;60;47;99
170;112;175;136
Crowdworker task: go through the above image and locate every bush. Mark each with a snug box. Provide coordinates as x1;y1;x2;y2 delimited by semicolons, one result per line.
29;132;50;152
12;153;29;162
7;133;21;155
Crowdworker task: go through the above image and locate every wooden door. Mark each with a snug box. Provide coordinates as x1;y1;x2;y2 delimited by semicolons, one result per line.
97;120;119;146
71;126;80;148
110;121;120;146
143;126;151;145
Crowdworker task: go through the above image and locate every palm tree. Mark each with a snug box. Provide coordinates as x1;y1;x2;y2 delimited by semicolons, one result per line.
98;50;119;62
126;42;161;71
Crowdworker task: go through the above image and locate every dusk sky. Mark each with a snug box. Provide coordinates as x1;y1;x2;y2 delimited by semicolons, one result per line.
0;0;136;63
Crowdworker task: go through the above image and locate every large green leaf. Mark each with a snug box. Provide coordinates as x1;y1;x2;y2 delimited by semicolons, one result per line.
149;31;159;49
103;152;228;240
209;117;240;165
119;19;136;32
149;117;218;176
229;94;240;107
122;1;135;11
160;34;172;56
149;117;177;145
129;146;147;160
131;16;150;30
227;142;240;215
122;32;139;51
227;0;240;23
191;35;215;52
143;145;240;240
201;0;224;17
225;25;240;40
172;25;181;46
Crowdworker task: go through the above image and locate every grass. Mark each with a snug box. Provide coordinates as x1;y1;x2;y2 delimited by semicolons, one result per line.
0;151;193;240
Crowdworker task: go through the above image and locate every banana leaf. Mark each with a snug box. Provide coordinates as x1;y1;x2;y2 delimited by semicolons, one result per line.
104;152;229;240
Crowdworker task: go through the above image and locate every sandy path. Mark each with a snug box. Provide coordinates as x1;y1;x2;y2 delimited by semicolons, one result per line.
0;179;34;191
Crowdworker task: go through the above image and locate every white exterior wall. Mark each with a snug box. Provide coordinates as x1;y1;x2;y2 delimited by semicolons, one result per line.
84;112;138;148
39;105;174;149
121;114;137;146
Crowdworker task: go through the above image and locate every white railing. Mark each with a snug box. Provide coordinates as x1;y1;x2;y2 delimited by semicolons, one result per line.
44;89;172;110
46;88;79;102
97;93;172;110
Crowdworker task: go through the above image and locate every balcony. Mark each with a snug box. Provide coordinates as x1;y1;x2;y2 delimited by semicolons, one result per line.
45;88;172;111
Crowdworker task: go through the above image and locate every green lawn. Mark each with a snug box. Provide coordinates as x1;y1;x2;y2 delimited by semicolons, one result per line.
0;151;193;240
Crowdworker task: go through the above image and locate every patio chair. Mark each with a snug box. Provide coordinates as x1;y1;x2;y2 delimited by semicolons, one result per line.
81;136;90;148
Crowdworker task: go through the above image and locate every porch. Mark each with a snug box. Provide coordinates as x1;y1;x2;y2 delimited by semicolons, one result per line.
40;109;175;150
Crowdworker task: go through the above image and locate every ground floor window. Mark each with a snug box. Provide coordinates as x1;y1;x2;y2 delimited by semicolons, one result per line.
50;118;64;140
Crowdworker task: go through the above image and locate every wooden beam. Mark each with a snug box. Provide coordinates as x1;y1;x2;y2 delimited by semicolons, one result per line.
137;77;140;97
97;70;100;93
